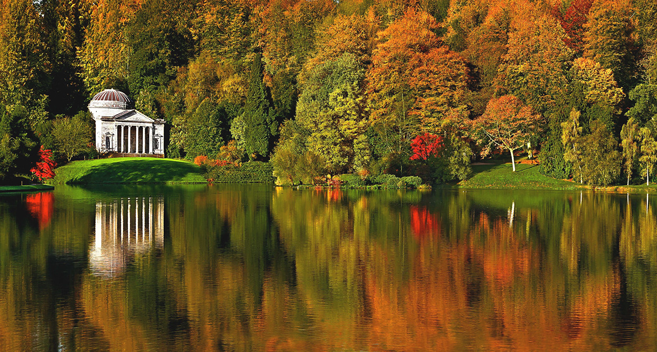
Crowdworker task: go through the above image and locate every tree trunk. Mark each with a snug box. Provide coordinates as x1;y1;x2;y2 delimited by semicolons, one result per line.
648;168;650;186
510;149;516;172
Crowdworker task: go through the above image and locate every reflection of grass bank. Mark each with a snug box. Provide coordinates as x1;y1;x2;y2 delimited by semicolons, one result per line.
452;162;584;190
51;158;207;184
0;184;54;192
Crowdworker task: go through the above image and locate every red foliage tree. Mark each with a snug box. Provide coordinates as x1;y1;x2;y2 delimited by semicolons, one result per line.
553;0;594;54
410;133;444;161
30;146;56;182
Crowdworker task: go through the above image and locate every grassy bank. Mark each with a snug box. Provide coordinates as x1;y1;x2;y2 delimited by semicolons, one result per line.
0;184;54;193
452;162;584;190
51;157;207;184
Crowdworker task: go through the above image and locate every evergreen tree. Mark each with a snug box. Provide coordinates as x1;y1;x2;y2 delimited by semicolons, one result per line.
242;53;274;160
185;98;225;159
0;105;39;183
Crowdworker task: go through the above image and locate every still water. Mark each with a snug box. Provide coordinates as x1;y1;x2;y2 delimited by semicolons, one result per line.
1;185;657;351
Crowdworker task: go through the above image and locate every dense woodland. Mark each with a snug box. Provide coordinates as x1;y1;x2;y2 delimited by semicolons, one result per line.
0;0;656;186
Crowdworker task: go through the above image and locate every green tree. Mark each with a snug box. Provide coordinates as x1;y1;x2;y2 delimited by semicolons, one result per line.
561;109;584;183
0;0;49;107
0;105;39;182
296;53;368;174
640;127;657;185
185;98;225;159
51;112;93;162
627;84;657;126
126;0;195;95
620;117;640;185
578;121;621;186
242;53;274;160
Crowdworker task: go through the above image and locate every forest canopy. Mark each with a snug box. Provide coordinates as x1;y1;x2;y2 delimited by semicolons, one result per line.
1;0;656;186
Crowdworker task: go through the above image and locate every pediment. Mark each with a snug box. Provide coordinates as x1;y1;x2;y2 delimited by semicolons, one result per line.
113;110;155;123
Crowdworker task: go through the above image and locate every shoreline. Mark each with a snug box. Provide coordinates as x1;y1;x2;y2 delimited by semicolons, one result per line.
0;184;54;193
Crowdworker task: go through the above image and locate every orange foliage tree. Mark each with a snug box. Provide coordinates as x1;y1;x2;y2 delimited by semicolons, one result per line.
474;95;542;172
367;8;470;156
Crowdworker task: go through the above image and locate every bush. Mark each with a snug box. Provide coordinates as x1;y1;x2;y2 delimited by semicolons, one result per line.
205;161;274;183
339;173;365;187
401;176;422;189
371;174;401;187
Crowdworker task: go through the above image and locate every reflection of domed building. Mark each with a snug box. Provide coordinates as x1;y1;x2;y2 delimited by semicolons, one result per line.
88;89;165;156
90;197;165;277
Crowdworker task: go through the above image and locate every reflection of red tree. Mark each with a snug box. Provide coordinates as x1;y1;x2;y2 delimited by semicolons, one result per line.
327;189;342;202
25;192;54;229
410;206;440;239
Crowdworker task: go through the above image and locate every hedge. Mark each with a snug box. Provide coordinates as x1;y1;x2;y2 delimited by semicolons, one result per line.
206;161;275;183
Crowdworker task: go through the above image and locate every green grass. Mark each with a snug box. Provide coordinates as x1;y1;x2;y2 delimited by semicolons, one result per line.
50;157;207;184
452;161;584;190
0;184;54;192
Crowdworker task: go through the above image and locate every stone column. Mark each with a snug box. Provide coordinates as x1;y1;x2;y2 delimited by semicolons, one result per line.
135;127;138;154
142;126;146;154
149;127;153;154
128;126;132;153
116;125;121;152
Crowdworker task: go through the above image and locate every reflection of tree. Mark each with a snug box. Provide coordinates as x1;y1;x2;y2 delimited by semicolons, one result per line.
25;192;54;229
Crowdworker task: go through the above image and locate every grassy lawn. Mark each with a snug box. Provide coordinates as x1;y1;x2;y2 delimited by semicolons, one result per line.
51;157;207;184
453;161;584;190
0;184;54;193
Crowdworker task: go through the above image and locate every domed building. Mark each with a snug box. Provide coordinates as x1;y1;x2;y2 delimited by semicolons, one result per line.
88;89;165;156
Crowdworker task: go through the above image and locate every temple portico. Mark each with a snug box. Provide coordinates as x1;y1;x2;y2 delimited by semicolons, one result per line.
88;89;165;156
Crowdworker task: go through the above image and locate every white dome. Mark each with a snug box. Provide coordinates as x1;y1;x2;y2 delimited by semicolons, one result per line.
88;89;132;109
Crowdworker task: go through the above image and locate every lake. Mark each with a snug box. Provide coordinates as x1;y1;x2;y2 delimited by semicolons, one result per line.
1;185;656;351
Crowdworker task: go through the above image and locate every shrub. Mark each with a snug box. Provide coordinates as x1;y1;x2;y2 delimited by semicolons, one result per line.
205;161;275;183
401;176;422;189
371;174;400;187
340;174;365;187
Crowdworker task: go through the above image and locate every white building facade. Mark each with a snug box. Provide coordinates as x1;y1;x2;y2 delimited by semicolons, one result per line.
88;89;165;156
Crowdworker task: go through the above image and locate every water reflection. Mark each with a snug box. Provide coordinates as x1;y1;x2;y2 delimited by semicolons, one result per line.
90;197;165;277
3;187;657;350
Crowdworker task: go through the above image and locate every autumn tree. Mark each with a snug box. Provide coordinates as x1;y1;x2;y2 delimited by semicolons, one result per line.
474;95;542;172
620;118;640;185
552;0;593;54
78;0;140;96
367;9;470;160
30;146;56;181
583;0;638;91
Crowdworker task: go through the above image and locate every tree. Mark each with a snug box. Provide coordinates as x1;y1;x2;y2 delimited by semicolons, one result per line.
561;109;584;183
474;95;542;172
620;118;640;185
410;133;443;161
640;127;657;185
627;84;657;126
51;112;93;162
367;8;470;159
77;0;139;96
296;53;368;174
552;0;594;54
0;0;49;107
30;146;56;181
0;105;39;182
578;121;621;186
583;0;638;91
242;53;275;160
184;99;225;160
